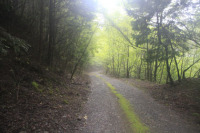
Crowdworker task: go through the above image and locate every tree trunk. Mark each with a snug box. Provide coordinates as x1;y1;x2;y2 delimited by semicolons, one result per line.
146;36;150;81
183;58;200;79
117;52;120;77
169;42;181;82
193;69;200;78
20;0;27;17
112;56;115;75
150;62;152;81
138;57;143;79
126;45;129;78
154;58;158;82
47;0;55;66
190;52;196;77
154;12;162;82
181;57;184;78
159;62;165;84
38;0;44;62
156;12;173;85
70;30;96;80
165;45;174;85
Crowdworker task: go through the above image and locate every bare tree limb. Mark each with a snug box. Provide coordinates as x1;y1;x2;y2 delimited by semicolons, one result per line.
102;13;146;50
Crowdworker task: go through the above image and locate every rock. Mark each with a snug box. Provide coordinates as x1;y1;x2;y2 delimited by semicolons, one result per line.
77;116;82;121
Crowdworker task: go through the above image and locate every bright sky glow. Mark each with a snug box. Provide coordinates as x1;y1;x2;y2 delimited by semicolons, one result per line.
97;0;124;13
95;0;126;27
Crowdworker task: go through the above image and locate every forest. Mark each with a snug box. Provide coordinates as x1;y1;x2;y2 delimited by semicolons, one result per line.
0;0;200;132
0;0;98;79
92;0;200;85
1;0;200;84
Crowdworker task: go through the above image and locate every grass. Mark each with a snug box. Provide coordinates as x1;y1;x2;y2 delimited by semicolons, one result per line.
63;99;68;104
32;81;43;93
31;81;39;89
55;87;59;92
49;88;54;95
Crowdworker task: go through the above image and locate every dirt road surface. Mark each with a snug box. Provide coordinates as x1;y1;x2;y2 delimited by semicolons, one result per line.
76;72;200;133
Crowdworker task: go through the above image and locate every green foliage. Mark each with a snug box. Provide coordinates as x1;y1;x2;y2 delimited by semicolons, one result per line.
0;0;97;78
55;87;59;92
31;81;39;89
49;88;54;95
32;81;43;93
0;27;30;56
91;0;200;84
1;0;200;84
192;113;200;118
63;99;68;104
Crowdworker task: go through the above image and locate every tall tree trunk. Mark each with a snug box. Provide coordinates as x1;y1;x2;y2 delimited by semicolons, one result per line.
154;58;158;82
146;37;150;80
169;42;181;82
165;45;174;85
145;67;147;79
112;56;115;75
20;0;27;17
157;12;173;85
173;55;181;82
150;62;152;81
117;52;120;77
154;12;162;82
126;45;129;78
38;0;44;62
190;51;196;77
138;57;143;79
159;62;165;84
166;58;173;83
47;0;55;66
70;30;96;80
181;57;184;78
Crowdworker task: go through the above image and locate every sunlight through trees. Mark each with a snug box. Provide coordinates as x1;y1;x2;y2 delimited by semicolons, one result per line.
91;0;200;84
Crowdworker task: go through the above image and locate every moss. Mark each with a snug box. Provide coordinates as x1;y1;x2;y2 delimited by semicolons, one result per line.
192;113;200;118
32;81;43;93
49;88;54;95
95;74;150;132
84;88;89;90
106;82;150;133
55;87;59;92
63;99;68;104
32;81;39;89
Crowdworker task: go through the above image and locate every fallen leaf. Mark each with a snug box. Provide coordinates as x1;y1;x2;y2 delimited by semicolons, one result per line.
84;115;87;120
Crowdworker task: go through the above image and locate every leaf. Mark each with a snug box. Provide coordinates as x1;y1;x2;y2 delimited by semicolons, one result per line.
84;115;87;120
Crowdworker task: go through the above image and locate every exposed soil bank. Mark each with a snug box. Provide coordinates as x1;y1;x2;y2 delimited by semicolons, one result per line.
0;58;90;132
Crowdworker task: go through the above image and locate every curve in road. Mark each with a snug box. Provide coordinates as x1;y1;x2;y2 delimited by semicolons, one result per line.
77;72;200;133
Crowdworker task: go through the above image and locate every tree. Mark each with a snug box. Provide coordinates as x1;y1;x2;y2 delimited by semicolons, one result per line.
0;0;97;76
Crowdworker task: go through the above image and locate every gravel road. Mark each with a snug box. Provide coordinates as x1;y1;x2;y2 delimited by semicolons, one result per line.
76;72;200;133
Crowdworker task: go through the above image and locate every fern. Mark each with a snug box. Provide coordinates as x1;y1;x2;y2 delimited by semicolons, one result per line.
0;27;31;56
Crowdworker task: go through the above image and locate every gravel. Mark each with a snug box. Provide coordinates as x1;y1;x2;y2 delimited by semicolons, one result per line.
76;74;132;133
99;72;200;133
77;72;200;133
